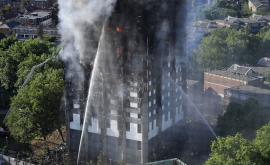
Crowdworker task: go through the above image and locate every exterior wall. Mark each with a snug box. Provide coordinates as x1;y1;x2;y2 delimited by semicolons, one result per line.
204;72;246;95
224;90;270;109
249;0;269;12
64;0;187;165
0;27;10;36
13;26;60;42
0;0;56;8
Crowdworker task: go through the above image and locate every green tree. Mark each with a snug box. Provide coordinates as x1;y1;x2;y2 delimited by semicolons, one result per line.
0;33;6;40
5;5;12;13
87;160;95;165
217;98;270;140
253;122;270;163
254;7;270;15
0;34;18;50
97;154;108;165
20;0;27;10
119;160;125;165
17;151;23;160
196;27;269;68
6;68;64;143
205;122;270;164
242;2;251;16
266;71;270;86
2;145;8;155
205;133;256;165
0;35;56;92
195;0;241;20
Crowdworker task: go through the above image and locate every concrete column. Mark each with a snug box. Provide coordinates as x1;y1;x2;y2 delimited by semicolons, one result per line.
24;34;25;38
142;91;149;164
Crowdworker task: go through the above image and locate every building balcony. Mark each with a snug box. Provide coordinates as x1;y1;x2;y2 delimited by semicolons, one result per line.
128;97;142;103
109;104;122;111
126;107;141;114
127;86;141;92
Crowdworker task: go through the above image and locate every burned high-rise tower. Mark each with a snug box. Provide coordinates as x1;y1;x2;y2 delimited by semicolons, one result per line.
64;0;187;164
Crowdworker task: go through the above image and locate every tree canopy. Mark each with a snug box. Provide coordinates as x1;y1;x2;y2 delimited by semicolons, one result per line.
266;71;270;86
0;5;13;16
216;98;270;140
242;2;252;17
0;35;56;92
205;122;270;165
194;0;241;21
254;7;270;16
20;0;27;10
195;27;270;68
97;154;108;165
6;68;64;142
0;34;64;143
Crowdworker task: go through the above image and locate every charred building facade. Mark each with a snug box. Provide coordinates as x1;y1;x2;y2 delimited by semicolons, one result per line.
64;0;187;164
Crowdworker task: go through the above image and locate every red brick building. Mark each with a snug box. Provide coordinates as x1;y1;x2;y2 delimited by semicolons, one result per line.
204;64;269;97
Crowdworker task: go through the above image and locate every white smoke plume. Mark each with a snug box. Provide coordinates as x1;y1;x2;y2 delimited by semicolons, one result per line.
58;0;117;64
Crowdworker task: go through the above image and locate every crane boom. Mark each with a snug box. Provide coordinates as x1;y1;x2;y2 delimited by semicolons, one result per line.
2;50;62;126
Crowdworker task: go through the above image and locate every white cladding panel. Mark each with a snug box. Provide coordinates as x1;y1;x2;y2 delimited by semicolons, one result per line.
70;114;81;130
175;111;184;123
126;123;142;141
130;102;138;108
107;120;119;137
88;118;100;134
111;110;117;115
162;112;172;131
148;120;158;140
73;104;80;109
130;113;137;118
130;92;138;97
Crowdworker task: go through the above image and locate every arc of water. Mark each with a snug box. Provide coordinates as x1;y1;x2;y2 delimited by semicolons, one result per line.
77;26;105;165
169;78;217;138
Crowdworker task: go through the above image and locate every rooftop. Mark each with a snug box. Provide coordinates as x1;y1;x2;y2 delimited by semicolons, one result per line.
2;10;23;20
206;69;260;81
225;85;270;102
25;6;39;13
206;63;270;81
13;25;58;30
227;64;253;75
257;57;270;67
250;0;269;8
0;21;20;29
18;11;52;20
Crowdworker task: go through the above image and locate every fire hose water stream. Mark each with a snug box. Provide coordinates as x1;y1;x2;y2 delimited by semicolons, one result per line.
77;27;105;165
169;78;217;138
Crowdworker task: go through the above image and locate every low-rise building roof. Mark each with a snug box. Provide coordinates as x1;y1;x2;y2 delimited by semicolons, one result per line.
25;6;39;13
13;25;58;31
227;64;253;75
249;0;269;8
206;69;259;81
257;57;270;67
206;63;270;81
6;21;20;29
225;85;270;102
2;11;23;20
0;21;20;29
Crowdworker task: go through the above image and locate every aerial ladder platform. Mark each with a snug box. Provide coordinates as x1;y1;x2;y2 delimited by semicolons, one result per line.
1;49;62;135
